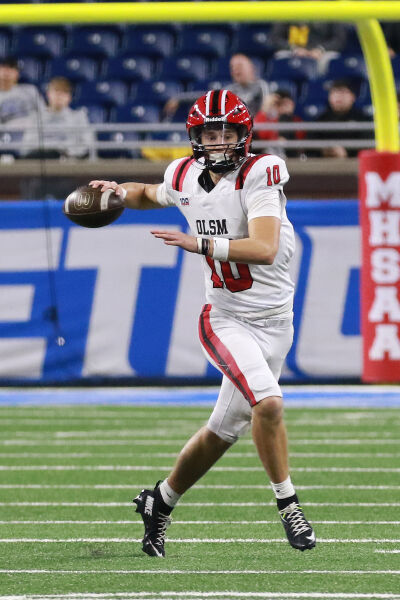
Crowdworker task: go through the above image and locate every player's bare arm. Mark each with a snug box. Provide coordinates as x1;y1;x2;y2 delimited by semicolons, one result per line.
151;216;280;266
89;179;163;210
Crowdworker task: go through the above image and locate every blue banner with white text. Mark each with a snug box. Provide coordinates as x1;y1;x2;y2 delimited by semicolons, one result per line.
0;200;360;382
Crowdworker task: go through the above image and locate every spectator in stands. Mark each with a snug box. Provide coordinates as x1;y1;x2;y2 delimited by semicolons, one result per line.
22;77;94;159
0;56;45;126
163;53;270;119
309;79;370;158
254;89;306;158
269;22;347;75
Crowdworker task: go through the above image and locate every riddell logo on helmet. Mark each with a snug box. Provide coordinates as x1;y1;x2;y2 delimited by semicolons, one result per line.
205;116;227;122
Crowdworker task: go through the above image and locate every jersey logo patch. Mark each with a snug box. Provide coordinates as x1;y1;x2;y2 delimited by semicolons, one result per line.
180;197;190;206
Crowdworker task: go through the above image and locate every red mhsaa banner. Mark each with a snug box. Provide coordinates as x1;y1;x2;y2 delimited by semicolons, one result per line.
359;150;400;382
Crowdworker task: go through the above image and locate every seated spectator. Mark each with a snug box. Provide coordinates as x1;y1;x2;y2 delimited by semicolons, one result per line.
22;77;94;159
270;21;347;75
0;56;45;126
163;53;270;120
254;89;306;158
309;79;370;158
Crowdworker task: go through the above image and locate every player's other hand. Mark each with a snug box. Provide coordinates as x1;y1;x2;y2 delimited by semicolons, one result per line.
151;230;198;253
89;180;125;197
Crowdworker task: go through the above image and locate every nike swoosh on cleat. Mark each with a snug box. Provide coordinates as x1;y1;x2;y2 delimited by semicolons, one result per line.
306;533;316;542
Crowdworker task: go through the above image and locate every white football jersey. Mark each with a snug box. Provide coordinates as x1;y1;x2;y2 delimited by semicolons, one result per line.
157;153;295;318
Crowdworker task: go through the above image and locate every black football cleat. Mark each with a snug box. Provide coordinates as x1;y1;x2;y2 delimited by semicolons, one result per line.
279;501;316;551
133;481;172;558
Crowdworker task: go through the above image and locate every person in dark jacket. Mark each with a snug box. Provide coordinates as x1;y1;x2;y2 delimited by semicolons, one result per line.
310;79;371;158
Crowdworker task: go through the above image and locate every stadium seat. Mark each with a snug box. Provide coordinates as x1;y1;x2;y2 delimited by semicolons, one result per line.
133;80;184;105
267;57;318;81
326;55;368;80
67;27;120;58
391;56;400;81
97;129;140;159
48;56;100;82
14;28;65;58
76;80;128;107
299;79;330;105
268;79;298;101
0;30;12;58
122;28;175;58
17;56;44;83
159;56;210;83
189;79;230;94
104;56;156;81
297;102;326;120
178;27;230;58
112;103;160;123
71;103;108;123
233;25;274;57
0;129;23;159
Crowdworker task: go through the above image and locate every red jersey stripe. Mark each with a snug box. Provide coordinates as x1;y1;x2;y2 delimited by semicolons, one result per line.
235;154;268;190
172;157;194;191
198;304;256;406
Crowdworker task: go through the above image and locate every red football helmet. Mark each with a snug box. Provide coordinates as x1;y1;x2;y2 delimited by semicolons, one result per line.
186;89;253;173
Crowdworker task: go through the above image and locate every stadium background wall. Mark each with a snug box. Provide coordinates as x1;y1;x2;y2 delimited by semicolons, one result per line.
0;199;360;383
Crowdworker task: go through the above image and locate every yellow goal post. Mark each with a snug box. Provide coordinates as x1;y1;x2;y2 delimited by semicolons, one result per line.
1;1;399;152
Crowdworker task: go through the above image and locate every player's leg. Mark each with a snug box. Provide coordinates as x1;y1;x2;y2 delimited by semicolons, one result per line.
250;318;315;550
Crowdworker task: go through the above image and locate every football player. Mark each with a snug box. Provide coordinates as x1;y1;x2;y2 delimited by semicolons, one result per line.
90;89;316;557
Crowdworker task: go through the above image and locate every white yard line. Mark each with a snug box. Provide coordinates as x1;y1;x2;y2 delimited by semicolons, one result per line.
1;465;400;472
1;537;400;543
1;451;399;458
1;520;400;525
375;550;400;554
0;484;399;491
3;438;400;446
2;591;400;600
1;501;400;507
1;568;400;576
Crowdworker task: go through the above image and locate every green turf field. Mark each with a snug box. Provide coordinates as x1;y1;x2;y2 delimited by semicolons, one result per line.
1;403;400;600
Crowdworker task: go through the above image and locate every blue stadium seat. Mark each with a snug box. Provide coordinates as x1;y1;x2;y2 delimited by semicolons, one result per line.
267;57;318;81
178;27;229;58
233;25;274;57
76;80;128;107
97;130;140;159
0;30;12;58
146;130;187;144
326;55;368;80
17;56;44;83
133;80;183;105
71;103;108;123
67;27;120;58
189;79;230;94
0;130;23;159
268;80;298;101
392;56;400;82
159;56;210;83
122;28;175;57
299;79;331;105
104;56;156;81
297;102;326;120
48;56;100;82
112;103;160;123
14;28;65;58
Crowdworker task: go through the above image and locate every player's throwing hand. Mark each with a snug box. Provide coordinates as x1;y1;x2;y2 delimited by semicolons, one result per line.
151;230;198;253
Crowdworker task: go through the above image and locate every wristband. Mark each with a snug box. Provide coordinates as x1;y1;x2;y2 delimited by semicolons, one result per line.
212;237;230;262
197;237;210;256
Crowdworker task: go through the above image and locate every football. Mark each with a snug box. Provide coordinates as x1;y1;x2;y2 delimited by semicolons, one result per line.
63;185;125;228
